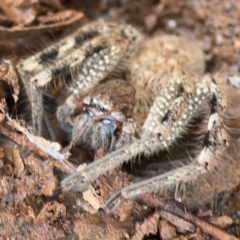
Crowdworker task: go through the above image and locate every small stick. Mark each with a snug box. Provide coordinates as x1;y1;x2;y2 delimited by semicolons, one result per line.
139;193;238;240
0;124;76;175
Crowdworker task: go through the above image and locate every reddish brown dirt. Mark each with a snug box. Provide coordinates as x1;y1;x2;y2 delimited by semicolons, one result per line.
0;0;240;239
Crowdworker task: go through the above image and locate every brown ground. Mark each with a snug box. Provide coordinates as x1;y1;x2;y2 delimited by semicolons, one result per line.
0;0;240;239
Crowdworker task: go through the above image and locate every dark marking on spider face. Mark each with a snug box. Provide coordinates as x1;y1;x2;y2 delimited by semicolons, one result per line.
86;99;108;113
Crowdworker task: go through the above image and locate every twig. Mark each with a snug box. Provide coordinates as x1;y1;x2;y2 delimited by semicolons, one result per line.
139;193;238;240
0;124;76;175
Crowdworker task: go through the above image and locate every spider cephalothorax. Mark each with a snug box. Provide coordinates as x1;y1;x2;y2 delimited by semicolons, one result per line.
72;79;136;152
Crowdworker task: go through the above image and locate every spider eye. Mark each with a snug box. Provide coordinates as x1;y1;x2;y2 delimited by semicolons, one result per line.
99;106;107;112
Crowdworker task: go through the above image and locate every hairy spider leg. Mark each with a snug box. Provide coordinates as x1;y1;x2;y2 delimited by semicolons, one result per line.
102;74;228;212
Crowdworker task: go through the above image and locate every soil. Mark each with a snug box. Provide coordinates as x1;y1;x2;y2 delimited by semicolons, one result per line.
0;0;240;239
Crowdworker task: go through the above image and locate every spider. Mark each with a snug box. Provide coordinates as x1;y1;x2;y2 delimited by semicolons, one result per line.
16;21;228;213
